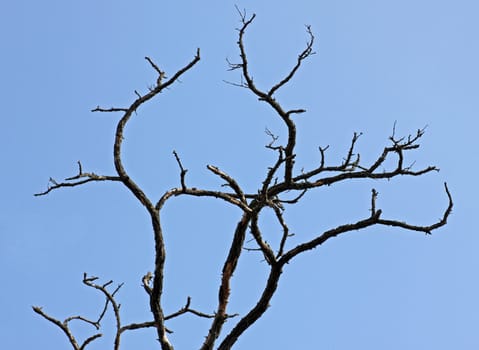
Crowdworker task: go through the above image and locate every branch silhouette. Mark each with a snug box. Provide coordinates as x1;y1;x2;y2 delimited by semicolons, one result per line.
35;9;452;350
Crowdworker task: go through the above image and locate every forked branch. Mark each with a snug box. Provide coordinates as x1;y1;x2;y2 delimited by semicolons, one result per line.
215;10;453;350
32;274;123;350
35;8;453;350
218;183;452;350
35;161;121;196
229;10;314;185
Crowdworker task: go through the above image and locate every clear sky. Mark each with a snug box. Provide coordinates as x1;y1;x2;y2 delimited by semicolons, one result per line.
2;1;478;349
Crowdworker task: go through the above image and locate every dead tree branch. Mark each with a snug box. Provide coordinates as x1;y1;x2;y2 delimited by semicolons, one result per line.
214;11;453;350
32;306;85;350
32;274;124;350
218;182;452;350
228;11;314;185
36;8;452;350
200;212;251;350
35;161;121;196
37;50;201;350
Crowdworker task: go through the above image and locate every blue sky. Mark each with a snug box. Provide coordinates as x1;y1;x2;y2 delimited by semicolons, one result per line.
1;1;478;349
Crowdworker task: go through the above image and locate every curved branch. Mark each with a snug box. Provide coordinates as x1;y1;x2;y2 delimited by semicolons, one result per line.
250;213;276;265
82;274;123;350
35;8;453;350
268;24;315;97
156;187;253;213
218;180;452;350
110;49;200;210
32;306;84;350
232;12;311;184
99;50;200;350
272;205;291;258
207;165;247;205
32;274;126;350
377;182;453;234
282;183;452;264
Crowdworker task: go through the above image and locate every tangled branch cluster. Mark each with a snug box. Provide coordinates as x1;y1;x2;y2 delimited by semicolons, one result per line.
34;10;452;350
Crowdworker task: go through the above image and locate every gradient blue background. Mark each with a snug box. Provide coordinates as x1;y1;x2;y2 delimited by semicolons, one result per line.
2;1;477;349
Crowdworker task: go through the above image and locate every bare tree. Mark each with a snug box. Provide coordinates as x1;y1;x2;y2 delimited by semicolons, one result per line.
34;9;452;350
